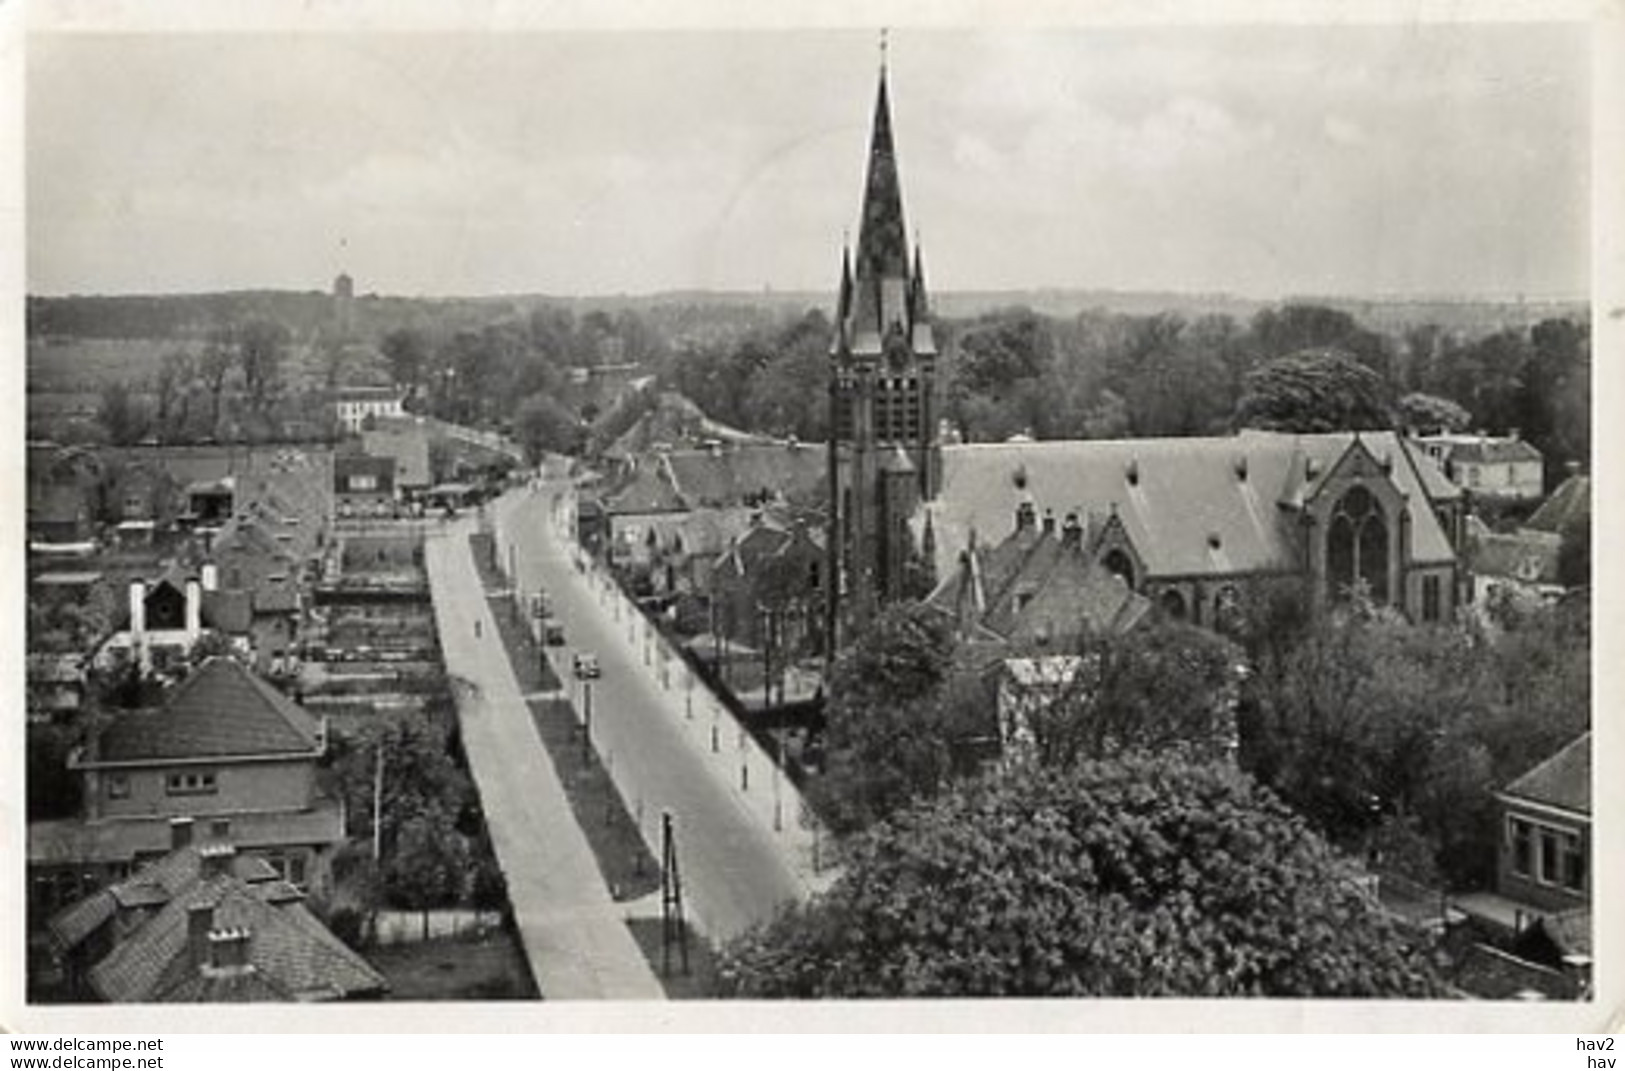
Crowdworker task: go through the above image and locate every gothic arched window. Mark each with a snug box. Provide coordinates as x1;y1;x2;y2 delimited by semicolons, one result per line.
1327;485;1388;604
1160;589;1187;620
1101;548;1135;588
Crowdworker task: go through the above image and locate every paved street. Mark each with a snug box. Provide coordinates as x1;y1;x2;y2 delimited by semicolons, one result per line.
491;482;817;943
423;524;664;1000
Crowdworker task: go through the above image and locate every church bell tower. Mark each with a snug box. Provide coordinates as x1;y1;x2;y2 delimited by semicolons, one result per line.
826;42;941;650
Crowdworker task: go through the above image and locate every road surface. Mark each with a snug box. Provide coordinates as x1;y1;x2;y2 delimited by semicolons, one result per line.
491;484;816;943
424;523;665;999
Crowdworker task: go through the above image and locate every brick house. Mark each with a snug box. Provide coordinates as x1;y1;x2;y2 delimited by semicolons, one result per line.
44;837;384;1003
1496;732;1590;914
28;658;345;921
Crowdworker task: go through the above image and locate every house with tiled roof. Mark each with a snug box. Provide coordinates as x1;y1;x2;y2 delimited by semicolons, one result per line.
1496;732;1590;914
927;498;1152;649
708;514;828;657
1414;432;1544;502
28;658;345;920
920;429;1465;629
1522;471;1589;536
44;833;384;1003
602;441;827;582
1467;472;1588;615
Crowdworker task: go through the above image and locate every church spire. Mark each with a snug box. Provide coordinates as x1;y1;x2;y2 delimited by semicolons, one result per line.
851;50;910;339
911;239;929;321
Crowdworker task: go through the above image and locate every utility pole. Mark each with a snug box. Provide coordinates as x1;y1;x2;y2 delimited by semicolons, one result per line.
660;811;689;976
372;740;385;864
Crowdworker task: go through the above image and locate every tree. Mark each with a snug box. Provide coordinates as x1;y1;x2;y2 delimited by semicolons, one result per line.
720;754;1444;997
199;327;235;435
96;382;148;445
1396;391;1471;435
1025;622;1242;769
236;319;289;417
1239;598;1589;889
513;393;584;463
812;604;965;833
153;350;194;432
385;801;470;939
381;327;430;396
1233;347;1393;433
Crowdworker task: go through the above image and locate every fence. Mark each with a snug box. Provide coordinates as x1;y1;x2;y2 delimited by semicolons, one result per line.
373;908;504;945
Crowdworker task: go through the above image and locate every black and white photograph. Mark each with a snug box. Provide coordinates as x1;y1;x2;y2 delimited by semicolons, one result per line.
6;0;1617;1034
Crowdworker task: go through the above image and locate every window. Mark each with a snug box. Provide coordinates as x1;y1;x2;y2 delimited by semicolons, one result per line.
105;774;130;800
808;560;820;591
1422;575;1441;623
265;851;309;888
1159;589;1187;620
1540;828;1561;887
1328;485;1389;604
1561;832;1586;892
1101;549;1135;587
1509;815;1587;891
165;770;218;796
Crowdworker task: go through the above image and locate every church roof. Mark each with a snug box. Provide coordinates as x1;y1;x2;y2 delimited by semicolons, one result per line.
927;519;1150;644
922;430;1459;585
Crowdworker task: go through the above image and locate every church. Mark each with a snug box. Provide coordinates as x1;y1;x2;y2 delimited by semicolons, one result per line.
824;57;1467;648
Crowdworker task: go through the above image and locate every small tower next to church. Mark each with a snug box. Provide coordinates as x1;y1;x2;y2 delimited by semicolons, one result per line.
826;43;941;649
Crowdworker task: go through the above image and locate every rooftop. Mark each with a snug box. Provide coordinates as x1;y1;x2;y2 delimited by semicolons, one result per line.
1502;732;1590;816
81;658;323;766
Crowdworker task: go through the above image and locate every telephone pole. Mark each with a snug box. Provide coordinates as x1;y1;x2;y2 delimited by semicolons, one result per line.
660;811;689;976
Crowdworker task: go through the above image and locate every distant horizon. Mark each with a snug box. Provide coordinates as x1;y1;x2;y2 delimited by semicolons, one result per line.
24;283;1593;306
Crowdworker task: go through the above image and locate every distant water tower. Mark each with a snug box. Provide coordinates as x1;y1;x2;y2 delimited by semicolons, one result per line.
333;271;355;338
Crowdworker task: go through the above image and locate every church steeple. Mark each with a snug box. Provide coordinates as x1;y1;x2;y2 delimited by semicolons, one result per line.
850;61;911;347
826;35;940;650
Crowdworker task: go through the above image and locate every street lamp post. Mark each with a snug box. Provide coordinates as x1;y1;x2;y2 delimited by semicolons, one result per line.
581;678;593;766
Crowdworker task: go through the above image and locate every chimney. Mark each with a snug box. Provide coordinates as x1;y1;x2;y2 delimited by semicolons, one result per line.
206;927;253;973
1061;512;1083;547
1041;509;1056;535
185;579;202;642
1508;427;1520;441
187;900;216;968
170;816;195;851
199;842;236;880
128;581;150;673
201;562;219;591
1014;497;1036;532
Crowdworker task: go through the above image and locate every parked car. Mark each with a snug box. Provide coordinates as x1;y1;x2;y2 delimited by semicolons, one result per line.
572;652;600;679
530;592;551;619
545;622;566;647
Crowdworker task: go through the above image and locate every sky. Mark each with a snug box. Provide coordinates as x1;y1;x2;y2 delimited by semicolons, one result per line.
25;23;1591;299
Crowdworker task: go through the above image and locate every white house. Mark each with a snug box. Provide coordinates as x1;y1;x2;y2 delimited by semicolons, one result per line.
331;387;404;435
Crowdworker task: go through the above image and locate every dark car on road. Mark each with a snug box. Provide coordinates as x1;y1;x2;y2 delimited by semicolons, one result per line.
572;652;600;679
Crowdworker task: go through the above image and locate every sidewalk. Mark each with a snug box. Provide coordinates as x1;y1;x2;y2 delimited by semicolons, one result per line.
424;524;664;1000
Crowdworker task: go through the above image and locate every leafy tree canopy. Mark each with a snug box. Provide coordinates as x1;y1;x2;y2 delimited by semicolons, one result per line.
721;754;1444;998
1397;391;1471;434
1233;347;1394;433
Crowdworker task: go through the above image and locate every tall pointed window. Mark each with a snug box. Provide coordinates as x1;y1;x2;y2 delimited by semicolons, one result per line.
1327;485;1388;604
